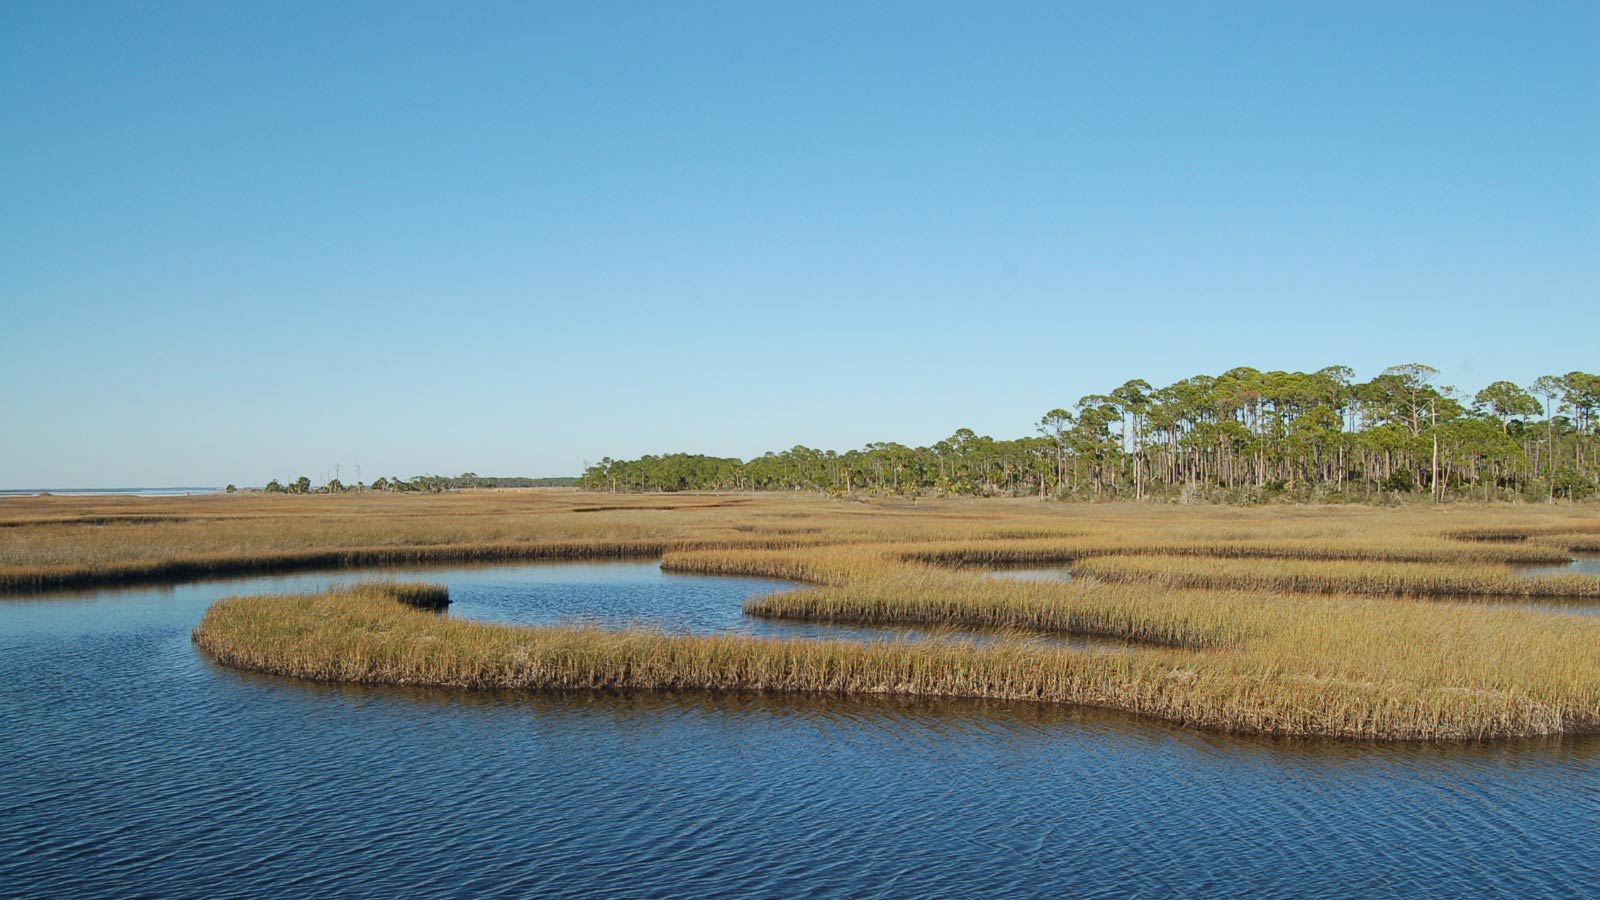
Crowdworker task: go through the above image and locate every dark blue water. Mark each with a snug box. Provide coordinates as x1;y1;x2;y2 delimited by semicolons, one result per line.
3;563;1599;898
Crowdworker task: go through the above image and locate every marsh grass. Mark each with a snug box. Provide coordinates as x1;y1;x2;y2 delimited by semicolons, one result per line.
0;539;678;591
15;490;1600;740
742;582;1242;649
5;491;1592;589
1072;554;1600;598
384;582;451;610
897;537;1571;568
193;584;1600;741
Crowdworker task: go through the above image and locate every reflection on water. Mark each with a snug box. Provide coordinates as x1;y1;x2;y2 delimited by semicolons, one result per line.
3;562;1599;898
5;561;1114;649
1516;553;1600;578
1502;553;1600;616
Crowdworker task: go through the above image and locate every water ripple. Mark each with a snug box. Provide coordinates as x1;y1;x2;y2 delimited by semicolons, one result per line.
3;563;1599;898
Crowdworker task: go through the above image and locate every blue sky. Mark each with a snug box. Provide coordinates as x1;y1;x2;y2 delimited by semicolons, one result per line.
3;1;1595;487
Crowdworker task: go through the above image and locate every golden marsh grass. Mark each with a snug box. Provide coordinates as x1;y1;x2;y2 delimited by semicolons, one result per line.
1071;554;1600;598
193;584;1595;741
9;490;1600;740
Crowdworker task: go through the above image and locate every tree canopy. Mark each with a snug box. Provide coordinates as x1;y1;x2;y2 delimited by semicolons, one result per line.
583;365;1600;502
258;473;579;494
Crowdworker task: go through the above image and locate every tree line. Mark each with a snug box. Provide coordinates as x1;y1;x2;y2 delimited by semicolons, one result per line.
581;365;1600;502
243;473;579;494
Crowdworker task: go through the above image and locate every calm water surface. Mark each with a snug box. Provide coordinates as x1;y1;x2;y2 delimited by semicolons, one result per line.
3;562;1599;898
1518;553;1600;578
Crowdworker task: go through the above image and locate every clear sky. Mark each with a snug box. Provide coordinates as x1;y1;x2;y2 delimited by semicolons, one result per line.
3;1;1596;487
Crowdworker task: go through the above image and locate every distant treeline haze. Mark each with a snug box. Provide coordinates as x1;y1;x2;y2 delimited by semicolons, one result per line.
583;365;1600;502
249;474;579;494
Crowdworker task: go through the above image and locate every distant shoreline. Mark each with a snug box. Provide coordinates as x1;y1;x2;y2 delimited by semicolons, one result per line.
0;487;221;497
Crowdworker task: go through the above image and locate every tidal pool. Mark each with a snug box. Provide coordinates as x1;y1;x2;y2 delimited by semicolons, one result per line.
2;562;1598;898
1516;553;1600;578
